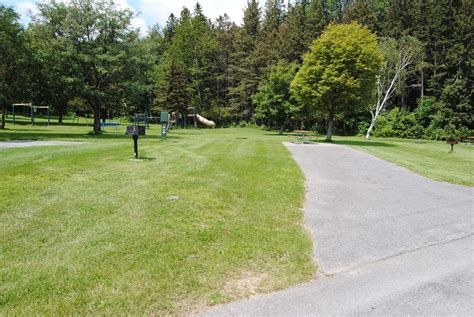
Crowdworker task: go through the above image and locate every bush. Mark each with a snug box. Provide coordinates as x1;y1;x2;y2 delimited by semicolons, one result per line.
373;108;424;139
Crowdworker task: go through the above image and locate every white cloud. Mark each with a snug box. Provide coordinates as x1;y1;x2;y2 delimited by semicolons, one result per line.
115;0;149;36
139;0;248;28
15;1;38;26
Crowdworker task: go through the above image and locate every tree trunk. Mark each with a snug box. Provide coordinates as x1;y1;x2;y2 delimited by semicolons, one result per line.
58;109;63;125
1;105;6;129
93;108;101;134
279;121;286;135
366;119;375;140
326;112;334;141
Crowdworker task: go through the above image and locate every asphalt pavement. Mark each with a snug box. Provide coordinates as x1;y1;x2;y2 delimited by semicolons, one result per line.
201;142;473;316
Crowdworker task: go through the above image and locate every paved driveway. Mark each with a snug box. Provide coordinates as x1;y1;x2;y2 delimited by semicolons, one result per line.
202;143;473;315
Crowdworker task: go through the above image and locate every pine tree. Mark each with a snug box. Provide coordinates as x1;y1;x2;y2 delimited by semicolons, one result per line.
228;0;262;121
342;0;380;33
213;14;237;124
254;0;286;77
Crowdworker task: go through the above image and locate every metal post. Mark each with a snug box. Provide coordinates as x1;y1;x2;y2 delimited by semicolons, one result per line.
194;111;197;128
145;110;149;129
47;106;50;126
12;105;15;125
133;135;139;159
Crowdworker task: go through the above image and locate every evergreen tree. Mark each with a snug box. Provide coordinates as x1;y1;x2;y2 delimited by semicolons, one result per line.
228;0;262;120
254;0;286;77
213;14;237;124
163;13;177;45
342;0;380;33
155;4;218;117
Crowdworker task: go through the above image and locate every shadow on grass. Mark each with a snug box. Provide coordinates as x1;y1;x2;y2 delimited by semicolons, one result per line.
263;133;288;137
0;132;184;141
329;140;395;147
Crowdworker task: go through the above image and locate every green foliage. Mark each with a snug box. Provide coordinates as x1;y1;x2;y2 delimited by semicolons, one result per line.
373;108;423;139
155;6;218;114
34;0;140;133
1;0;471;136
291;22;383;140
253;61;301;133
228;0;262;121
0;5;27;128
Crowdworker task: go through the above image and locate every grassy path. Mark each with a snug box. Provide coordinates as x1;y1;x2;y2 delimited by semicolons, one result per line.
0;125;314;315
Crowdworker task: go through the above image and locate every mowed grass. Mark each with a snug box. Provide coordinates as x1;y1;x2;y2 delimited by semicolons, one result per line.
0;120;314;315
332;136;474;186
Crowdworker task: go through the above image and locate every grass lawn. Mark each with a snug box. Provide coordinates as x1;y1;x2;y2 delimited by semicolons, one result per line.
1;116;472;314
331;136;474;186
0;118;314;315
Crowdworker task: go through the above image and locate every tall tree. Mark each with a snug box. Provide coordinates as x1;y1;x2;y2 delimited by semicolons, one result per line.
253;61;301;134
0;5;27;129
36;0;139;134
366;36;424;139
254;0;286;77
342;0;380;33
213;14;237;124
228;0;262;120
155;5;218;116
28;3;73;124
291;22;383;141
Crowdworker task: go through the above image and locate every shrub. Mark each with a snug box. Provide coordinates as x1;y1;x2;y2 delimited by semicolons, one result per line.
373;108;424;139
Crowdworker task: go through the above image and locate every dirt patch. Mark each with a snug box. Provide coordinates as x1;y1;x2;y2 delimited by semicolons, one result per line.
222;271;270;298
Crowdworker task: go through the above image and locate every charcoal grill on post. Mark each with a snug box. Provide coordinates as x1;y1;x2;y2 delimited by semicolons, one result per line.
126;114;146;159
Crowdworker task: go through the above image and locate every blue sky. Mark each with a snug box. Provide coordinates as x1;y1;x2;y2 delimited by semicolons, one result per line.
3;0;250;34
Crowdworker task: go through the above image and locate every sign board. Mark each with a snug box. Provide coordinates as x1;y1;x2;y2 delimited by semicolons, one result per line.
126;125;145;136
160;111;169;123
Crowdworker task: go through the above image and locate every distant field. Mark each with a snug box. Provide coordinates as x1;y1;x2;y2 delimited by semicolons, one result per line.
331;136;474;186
0;120;314;315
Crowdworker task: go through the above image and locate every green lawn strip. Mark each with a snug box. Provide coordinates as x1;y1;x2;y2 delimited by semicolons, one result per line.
332;136;473;186
0;127;314;315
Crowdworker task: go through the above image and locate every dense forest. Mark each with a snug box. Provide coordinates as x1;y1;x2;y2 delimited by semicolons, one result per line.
0;0;472;139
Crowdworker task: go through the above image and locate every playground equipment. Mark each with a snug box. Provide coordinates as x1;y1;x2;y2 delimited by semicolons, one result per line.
186;107;215;128
196;114;216;128
12;103;50;126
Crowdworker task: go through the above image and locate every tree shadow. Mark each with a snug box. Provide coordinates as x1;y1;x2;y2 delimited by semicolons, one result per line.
0;131;182;141
329;140;395;147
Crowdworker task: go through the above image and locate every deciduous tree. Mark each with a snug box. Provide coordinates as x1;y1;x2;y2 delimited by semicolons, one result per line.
291;22;383;141
366;36;423;139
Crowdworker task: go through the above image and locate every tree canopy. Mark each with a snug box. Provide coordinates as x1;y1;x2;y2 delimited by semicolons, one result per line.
0;0;471;139
291;22;383;140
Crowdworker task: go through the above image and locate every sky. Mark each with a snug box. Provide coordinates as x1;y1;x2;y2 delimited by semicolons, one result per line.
3;0;250;34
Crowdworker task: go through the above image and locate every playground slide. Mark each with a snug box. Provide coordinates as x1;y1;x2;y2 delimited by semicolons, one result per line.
196;114;216;128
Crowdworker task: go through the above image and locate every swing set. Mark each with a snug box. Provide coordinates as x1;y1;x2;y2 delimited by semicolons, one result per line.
12;103;50;126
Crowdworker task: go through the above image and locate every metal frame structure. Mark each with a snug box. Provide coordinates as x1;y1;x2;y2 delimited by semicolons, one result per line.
12;103;50;126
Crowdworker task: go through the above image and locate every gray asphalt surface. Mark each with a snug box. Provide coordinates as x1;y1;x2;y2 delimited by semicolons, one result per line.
201;142;473;316
0;140;86;149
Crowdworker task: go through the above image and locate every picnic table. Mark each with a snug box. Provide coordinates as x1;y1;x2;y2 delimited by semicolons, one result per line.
291;130;318;144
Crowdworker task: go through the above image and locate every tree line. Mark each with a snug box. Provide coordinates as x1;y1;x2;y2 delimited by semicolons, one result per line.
0;0;472;138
